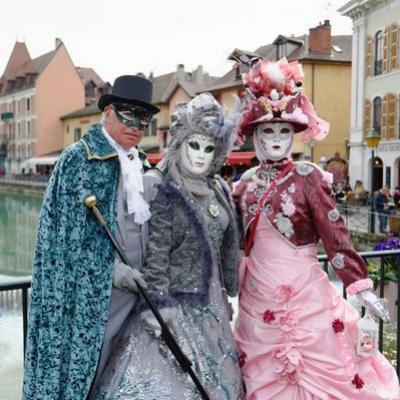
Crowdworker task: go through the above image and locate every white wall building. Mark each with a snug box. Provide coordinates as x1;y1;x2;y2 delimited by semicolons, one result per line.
340;0;400;192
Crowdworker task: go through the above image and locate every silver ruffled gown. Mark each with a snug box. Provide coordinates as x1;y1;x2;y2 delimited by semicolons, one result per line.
95;193;244;399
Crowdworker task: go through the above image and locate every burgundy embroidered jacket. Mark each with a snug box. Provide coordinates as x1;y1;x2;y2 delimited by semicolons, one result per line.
233;161;368;288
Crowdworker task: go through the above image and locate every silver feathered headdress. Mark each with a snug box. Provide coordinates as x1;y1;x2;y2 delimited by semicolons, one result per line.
166;92;240;177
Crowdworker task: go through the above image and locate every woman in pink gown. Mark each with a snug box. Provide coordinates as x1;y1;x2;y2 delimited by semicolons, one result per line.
233;58;400;400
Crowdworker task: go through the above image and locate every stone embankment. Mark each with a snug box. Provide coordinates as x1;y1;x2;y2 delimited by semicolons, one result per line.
0;176;47;195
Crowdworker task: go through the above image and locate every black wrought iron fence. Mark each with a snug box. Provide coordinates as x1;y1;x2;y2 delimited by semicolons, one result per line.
1;249;399;375
319;249;400;375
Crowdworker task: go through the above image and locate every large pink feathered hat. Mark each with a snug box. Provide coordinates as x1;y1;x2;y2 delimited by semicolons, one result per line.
239;57;329;142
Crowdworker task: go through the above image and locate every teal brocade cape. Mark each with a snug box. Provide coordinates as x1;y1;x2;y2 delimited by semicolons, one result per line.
23;124;122;400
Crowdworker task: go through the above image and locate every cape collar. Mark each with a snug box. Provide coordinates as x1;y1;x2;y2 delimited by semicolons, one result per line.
81;123;118;160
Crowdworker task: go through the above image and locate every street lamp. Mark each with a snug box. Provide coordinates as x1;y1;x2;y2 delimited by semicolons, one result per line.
365;129;381;233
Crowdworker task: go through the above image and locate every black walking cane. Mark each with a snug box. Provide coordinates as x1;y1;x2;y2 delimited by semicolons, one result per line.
84;195;210;400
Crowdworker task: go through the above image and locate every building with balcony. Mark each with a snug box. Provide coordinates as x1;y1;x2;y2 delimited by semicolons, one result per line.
340;0;400;191
0;39;85;174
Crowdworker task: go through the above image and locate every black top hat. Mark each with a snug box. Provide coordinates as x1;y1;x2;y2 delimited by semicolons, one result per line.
98;75;160;114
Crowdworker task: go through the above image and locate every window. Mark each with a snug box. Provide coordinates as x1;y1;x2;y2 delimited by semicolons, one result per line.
85;85;95;98
27;98;30;112
374;30;384;75
373;96;382;134
27;121;31;137
17;123;21;138
278;43;287;59
74;127;82;142
398;94;400;138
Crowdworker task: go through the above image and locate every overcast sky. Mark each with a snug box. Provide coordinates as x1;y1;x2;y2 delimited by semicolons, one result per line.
1;0;353;83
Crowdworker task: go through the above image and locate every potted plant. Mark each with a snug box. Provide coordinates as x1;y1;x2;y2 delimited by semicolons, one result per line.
368;237;400;322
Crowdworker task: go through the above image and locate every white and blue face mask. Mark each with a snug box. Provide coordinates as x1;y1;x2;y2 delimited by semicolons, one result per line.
180;133;216;176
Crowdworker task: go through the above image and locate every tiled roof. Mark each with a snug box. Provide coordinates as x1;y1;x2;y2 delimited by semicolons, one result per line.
76;67;106;87
153;71;219;104
201;33;352;93
151;72;175;104
31;50;57;74
60;102;100;120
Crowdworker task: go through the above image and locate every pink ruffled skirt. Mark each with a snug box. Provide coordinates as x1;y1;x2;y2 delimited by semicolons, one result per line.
235;216;399;400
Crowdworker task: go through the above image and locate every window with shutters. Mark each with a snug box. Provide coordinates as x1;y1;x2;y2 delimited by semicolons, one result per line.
387;93;397;139
398;94;400;138
381;95;388;139
383;27;390;73
364;99;372;136
374;30;384;75
366;37;373;77
390;23;399;71
373;97;382;134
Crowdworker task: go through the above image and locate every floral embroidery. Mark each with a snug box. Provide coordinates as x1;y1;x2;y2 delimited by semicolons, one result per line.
332;319;345;333
264;204;273;215
276;285;295;303
279;312;299;332
275;213;294;239
263;310;276;324
352;374;365;389
296;163;314;176
273;345;304;384
328;208;340;222
332;319;364;390
249;203;258;215
331;253;345;269
255;188;265;198
282;199;296;217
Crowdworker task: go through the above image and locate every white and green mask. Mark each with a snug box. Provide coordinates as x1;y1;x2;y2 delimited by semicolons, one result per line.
180;133;215;176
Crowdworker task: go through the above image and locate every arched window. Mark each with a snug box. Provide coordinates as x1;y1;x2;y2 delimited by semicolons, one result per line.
375;30;383;75
373;96;382;134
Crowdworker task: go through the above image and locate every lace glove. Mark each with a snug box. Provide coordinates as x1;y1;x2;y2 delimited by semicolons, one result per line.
140;307;177;338
356;289;390;323
113;260;147;293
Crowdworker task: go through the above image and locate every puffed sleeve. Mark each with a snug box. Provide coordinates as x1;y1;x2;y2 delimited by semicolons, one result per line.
303;167;370;290
142;183;177;309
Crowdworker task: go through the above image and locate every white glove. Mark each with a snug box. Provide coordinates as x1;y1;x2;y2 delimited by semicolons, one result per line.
140;307;177;338
113;260;147;293
356;289;390;323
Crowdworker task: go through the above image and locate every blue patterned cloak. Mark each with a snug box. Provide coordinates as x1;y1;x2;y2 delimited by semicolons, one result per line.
23;124;124;400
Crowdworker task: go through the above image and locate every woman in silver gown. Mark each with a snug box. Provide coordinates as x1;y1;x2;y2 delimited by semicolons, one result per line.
95;93;244;399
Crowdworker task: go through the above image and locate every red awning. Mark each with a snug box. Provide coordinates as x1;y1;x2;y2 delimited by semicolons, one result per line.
226;151;256;165
147;153;164;164
146;151;257;166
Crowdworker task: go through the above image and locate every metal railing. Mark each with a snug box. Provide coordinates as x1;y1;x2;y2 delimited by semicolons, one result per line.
337;203;400;235
319;249;400;375
0;277;31;353
1;249;399;375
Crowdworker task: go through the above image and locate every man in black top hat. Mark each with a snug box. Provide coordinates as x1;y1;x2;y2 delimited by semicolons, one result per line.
23;75;160;400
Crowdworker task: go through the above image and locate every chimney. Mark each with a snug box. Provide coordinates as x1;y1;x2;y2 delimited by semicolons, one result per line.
176;64;185;82
308;20;331;54
55;38;63;48
192;65;204;84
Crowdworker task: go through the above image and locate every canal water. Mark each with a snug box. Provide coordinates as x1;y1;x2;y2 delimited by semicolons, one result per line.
0;191;42;400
